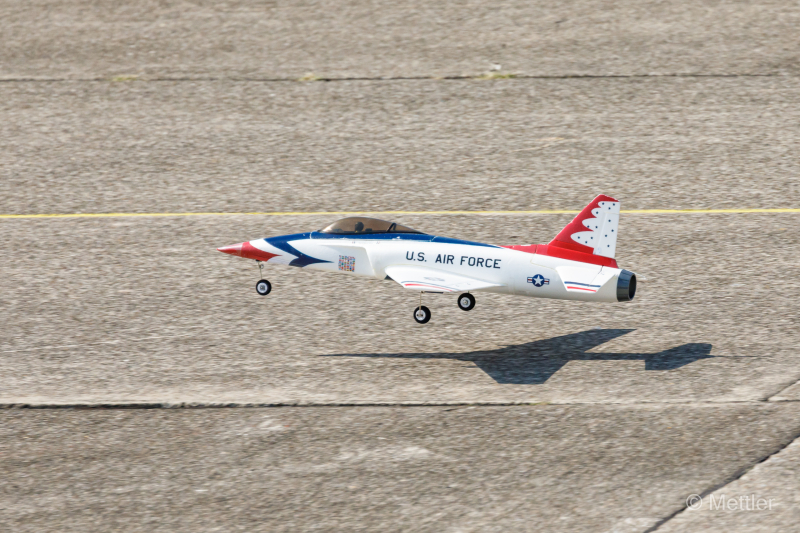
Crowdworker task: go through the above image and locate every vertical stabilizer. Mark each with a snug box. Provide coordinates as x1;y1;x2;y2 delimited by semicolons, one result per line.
549;195;620;259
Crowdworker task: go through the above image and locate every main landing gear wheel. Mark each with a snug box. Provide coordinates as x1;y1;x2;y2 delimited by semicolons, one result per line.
414;305;431;324
255;279;272;296
458;293;476;311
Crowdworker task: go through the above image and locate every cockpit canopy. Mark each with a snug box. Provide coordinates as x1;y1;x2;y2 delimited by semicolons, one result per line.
320;217;424;235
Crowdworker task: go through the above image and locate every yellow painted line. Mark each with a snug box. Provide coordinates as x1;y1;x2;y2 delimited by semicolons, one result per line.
623;208;800;214
0;208;799;220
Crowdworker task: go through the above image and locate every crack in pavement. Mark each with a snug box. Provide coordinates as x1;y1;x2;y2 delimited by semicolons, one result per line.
0;73;794;84
2;399;798;409
765;374;800;401
644;422;800;532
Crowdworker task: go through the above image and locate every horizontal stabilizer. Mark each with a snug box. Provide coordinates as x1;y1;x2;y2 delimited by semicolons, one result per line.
556;265;615;294
384;265;503;293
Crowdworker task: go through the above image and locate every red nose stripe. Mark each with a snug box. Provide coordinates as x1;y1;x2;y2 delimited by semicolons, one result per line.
217;241;279;262
240;242;280;261
217;242;244;256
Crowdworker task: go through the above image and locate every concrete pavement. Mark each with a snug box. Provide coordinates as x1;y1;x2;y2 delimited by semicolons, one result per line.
2;0;798;80
2;405;799;532
2;0;799;530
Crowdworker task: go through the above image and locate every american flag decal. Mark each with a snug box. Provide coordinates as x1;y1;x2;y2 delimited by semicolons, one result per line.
338;255;356;272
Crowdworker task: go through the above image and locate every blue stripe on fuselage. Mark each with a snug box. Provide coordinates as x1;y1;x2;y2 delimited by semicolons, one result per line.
265;233;332;267
310;231;433;243
563;281;602;288
309;231;498;248
431;236;499;248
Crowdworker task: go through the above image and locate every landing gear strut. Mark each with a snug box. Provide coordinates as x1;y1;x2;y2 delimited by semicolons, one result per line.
414;292;431;324
255;261;271;296
457;293;475;311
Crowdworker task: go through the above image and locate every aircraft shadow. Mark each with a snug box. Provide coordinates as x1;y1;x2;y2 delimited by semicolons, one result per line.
323;329;714;384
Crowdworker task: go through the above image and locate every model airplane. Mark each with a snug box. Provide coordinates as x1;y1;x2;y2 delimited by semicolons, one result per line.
218;194;637;323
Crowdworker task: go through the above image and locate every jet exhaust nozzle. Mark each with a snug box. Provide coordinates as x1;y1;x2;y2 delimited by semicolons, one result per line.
616;270;637;302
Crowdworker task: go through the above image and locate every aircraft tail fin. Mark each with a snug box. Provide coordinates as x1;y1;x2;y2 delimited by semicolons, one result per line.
549;195;620;259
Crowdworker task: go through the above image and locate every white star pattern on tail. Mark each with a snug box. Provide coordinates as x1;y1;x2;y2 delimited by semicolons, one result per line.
570;201;620;258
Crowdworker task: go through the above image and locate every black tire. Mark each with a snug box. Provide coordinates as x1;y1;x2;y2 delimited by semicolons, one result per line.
457;293;476;311
413;305;431;324
255;279;272;296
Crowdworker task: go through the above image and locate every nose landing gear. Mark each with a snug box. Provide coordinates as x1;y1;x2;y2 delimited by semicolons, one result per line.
256;279;272;296
457;293;475;311
255;261;271;296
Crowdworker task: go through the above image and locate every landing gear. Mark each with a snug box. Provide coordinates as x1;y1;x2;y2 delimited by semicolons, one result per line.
255;261;271;296
413;291;432;324
414;305;431;324
457;293;475;311
256;279;272;296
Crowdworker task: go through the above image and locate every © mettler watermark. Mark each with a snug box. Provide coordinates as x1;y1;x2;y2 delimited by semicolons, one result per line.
686;493;775;511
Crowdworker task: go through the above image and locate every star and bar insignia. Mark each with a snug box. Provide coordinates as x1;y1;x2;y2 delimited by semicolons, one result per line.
527;274;550;287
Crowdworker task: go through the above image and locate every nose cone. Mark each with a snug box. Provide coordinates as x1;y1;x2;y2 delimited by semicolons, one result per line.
217;242;244;257
217;241;281;262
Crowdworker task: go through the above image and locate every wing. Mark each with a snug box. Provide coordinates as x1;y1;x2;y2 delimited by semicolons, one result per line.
384;265;503;293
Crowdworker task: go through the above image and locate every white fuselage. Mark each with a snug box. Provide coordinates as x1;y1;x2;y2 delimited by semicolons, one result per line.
253;233;625;303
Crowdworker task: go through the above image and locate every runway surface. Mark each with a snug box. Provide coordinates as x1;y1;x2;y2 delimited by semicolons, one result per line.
2;1;799;531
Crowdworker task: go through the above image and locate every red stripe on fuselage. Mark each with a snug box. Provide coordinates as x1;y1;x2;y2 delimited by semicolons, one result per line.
500;244;618;268
403;283;455;292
